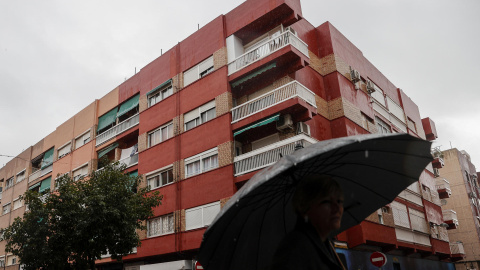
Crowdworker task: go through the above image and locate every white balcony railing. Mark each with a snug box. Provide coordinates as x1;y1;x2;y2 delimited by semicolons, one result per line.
443;209;458;222
29;169;42;182
40;164;53;177
95;113;139;146
231;81;317;123
234;134;317;176
228;31;309;75
450;242;466;254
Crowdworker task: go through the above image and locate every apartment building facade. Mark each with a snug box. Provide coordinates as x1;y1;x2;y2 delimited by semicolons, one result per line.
438;149;480;270
0;0;463;269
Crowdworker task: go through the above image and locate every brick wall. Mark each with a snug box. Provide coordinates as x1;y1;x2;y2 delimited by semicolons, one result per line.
139;94;148;113
213;47;228;70
138;133;148;152
220;196;232;208
218;141;234;167
315;95;329;119
215;92;233;117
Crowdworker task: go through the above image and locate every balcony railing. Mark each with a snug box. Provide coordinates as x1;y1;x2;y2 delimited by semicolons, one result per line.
231;81;317;123
29;169;42;182
40;164;53;177
450;242;466;254
234;134;317;176
228;31;309;75
95;113;139;146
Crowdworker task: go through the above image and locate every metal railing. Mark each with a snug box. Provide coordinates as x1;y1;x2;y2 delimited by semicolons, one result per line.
450;242;466;254
228;31;309;75
95;113;139;146
231;81;317;123
234;134;317;176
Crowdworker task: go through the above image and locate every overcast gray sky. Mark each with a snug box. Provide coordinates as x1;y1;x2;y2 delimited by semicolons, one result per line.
1;0;479;169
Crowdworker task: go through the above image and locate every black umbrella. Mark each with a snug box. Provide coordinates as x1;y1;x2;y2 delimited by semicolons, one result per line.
198;133;432;270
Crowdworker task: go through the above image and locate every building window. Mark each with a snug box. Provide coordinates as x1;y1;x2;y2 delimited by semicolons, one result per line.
75;130;91;149
2;203;11;215
5;177;13;190
147;214;174;237
148;122;174;147
57;142;72;159
147;167;174;190
13;198;22;210
7;256;16;266
148;82;173;107
184;100;216;131
375;117;391;134
183;56;214;87
16;170;25;183
185;148;218;178
185;201;220;231
73;165;88;181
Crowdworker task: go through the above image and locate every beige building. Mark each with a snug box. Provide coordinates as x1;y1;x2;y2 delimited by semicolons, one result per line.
439;148;480;270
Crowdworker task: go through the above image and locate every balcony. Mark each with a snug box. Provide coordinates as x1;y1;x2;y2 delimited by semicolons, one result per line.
450;242;466;261
234;134;317;176
228;31;308;76
95;113;139;147
29;169;42;182
231;81;316;124
435;178;452;199
119;152;139;169
442;210;459;230
432;157;444;169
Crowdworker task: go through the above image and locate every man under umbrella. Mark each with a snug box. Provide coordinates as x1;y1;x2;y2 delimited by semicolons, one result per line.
270;174;346;270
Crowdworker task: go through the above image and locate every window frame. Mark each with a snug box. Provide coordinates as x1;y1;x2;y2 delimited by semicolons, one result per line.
75;130;91;149
147;166;174;190
184;148;219;178
147;213;174;237
148;82;173;107
72;163;89;181
148;122;174;147
5;177;14;190
2;203;11;215
16;169;26;183
13;197;22;210
185;201;220;231
375;116;392;134
183;56;214;87
184;100;216;131
57;141;72;159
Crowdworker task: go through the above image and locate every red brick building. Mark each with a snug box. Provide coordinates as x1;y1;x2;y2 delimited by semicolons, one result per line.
0;0;463;269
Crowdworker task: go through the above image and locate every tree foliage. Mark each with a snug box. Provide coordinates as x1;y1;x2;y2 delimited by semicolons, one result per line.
2;163;162;270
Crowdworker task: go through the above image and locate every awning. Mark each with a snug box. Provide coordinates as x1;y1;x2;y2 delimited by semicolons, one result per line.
97;143;119;158
231;62;276;88
41;148;54;169
129;171;138;177
233;114;280;137
39;177;52;193
117;94;139;118
97;108;118;132
29;182;41;190
146;79;172;96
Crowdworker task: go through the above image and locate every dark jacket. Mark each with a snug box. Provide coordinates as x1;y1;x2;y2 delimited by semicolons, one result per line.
270;220;345;270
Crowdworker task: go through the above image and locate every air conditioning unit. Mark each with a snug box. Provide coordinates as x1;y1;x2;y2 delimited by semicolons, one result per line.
276;114;293;131
350;69;361;83
296;122;311;136
366;80;376;94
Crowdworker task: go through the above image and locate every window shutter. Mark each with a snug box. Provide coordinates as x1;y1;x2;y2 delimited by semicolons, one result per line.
203;202;220;226
186;208;203;230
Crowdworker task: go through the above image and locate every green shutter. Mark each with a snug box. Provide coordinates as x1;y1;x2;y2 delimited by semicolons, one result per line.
231;62;277;88
41;148;54;169
39;177;52;193
97;143;119;158
97;108;118;132
29;182;41;190
233;114;280;137
146;79;172;96
129;171;138;177
117;94;139;118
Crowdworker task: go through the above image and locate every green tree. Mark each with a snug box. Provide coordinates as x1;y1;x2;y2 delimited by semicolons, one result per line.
2;162;162;270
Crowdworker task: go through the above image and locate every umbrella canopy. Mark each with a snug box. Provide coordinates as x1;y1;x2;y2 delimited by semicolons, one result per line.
197;133;432;270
